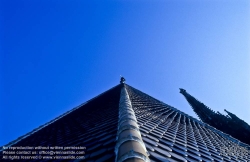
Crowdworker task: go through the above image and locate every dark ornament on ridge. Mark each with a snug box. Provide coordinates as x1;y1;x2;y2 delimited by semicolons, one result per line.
120;76;125;84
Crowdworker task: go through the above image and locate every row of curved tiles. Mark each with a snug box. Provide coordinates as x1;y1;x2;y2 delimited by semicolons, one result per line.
126;85;250;162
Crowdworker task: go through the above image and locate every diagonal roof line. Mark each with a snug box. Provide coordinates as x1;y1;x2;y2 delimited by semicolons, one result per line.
1;84;121;150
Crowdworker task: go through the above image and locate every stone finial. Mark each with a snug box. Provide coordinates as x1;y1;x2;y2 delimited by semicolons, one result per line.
120;76;126;84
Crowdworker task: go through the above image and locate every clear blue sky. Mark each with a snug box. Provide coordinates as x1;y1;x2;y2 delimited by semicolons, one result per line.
1;0;250;146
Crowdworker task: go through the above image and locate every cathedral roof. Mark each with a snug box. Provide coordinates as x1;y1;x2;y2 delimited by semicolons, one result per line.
1;83;250;161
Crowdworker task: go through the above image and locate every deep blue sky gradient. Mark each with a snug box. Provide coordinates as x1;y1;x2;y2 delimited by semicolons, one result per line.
1;0;250;146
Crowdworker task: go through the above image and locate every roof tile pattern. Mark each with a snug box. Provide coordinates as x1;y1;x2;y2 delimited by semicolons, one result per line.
1;83;250;162
125;85;250;162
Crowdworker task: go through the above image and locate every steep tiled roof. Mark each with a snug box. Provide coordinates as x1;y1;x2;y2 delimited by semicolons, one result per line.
1;83;250;162
126;85;250;162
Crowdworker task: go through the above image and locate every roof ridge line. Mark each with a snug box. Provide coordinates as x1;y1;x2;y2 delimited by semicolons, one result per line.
115;86;150;162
